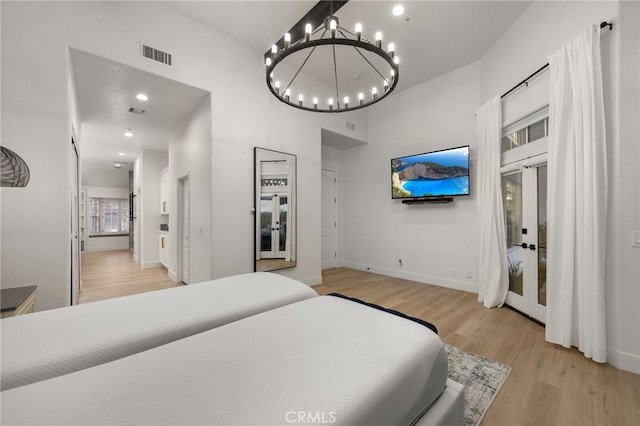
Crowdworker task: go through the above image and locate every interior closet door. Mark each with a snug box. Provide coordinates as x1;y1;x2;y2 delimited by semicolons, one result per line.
502;164;547;322
321;169;337;270
70;137;80;305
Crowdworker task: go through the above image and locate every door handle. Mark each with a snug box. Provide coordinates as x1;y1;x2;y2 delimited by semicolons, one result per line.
521;243;528;249
529;244;536;250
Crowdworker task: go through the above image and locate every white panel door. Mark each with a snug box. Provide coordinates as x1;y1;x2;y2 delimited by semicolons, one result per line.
321;169;337;270
181;177;190;284
503;164;547;323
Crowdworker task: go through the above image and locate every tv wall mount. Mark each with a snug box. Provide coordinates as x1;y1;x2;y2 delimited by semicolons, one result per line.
402;196;454;204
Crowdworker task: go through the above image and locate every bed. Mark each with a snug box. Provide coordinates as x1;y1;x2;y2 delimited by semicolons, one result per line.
0;295;464;425
0;272;317;391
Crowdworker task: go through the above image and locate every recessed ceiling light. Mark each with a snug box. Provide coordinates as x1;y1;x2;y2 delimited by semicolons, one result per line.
392;5;405;16
118;152;126;156
124;130;133;138
136;93;148;101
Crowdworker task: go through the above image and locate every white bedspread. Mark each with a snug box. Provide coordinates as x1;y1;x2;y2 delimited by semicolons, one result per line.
0;272;316;391
1;295;447;425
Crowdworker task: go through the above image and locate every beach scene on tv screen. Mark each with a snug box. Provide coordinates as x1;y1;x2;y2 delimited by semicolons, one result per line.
392;147;469;198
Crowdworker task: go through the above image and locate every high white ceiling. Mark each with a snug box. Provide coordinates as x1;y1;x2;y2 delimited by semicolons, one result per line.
163;1;533;93
70;49;209;173
72;1;533;173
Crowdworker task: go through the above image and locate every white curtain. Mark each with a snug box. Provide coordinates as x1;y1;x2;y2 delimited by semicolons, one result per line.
476;96;509;308
545;24;608;362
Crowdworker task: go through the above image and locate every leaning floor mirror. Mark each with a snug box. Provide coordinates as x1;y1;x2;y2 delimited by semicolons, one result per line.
254;148;297;272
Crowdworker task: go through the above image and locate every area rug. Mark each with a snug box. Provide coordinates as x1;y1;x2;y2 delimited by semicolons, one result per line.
445;344;512;426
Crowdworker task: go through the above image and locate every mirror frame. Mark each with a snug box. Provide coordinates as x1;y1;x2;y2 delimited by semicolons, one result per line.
254;147;297;272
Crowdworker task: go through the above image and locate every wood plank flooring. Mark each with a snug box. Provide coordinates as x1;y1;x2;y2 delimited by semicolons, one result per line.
315;268;640;426
79;250;181;304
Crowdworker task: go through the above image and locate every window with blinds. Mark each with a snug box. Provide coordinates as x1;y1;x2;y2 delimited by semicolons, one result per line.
90;198;129;234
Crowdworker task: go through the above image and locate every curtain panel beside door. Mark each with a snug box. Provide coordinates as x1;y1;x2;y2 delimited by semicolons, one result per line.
545;24;608;363
476;96;509;308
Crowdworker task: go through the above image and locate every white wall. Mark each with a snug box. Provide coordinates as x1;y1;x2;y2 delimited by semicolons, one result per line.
169;95;211;284
137;149;168;268
338;61;481;292
83;186;129;252
82;166;129;188
479;0;639;375
0;1;368;310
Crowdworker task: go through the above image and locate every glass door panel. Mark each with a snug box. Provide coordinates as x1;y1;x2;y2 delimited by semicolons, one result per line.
260;196;274;257
537;166;548;307
277;196;288;256
503;172;523;296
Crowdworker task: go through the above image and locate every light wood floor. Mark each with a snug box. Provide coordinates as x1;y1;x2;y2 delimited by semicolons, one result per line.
79;250;181;304
78;258;639;424
315;268;640;426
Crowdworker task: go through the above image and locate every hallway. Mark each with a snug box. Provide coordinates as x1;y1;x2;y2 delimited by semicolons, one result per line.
80;250;181;304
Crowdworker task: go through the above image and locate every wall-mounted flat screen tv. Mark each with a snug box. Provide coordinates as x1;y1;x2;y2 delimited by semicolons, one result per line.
391;145;470;200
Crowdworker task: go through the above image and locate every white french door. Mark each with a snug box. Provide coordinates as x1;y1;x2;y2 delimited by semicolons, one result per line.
260;194;288;259
502;163;547;323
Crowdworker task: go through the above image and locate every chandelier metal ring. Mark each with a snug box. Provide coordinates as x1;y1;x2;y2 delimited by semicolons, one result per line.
265;23;399;113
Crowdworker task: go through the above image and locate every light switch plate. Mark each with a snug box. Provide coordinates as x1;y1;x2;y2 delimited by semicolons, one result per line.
632;231;640;248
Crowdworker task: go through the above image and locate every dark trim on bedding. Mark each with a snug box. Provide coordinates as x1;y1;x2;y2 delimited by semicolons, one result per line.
327;293;438;334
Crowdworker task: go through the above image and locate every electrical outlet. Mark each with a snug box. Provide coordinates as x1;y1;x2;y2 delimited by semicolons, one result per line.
466;271;473;279
451;268;457;277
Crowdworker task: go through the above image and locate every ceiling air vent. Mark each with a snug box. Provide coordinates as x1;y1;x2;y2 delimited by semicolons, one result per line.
113;161;127;170
140;43;172;66
128;107;146;116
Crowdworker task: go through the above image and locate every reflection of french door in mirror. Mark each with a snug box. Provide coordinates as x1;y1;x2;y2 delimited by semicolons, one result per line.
502;164;547;323
260;194;288;259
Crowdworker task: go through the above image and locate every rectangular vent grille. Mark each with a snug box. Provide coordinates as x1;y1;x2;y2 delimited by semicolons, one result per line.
141;43;172;66
128;107;146;116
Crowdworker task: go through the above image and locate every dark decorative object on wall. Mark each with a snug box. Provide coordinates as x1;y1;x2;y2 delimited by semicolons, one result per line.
1;146;31;187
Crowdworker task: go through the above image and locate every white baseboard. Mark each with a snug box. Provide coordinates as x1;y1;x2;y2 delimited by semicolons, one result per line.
168;269;177;283
86;246;129;253
338;261;478;294
301;275;323;286
607;347;640;374
141;261;161;269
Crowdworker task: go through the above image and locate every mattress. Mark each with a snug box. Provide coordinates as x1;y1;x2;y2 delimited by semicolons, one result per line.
0;272;317;391
1;296;452;425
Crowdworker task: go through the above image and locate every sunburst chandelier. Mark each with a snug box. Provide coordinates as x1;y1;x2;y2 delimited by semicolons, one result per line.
265;6;399;113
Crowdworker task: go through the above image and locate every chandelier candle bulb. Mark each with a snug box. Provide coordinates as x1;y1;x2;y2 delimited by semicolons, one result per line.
274;81;280;94
355;23;362;41
298;94;304;106
388;43;395;58
328;98;334;110
394;56;400;65
285;88;290;101
358;92;364;105
313;97;318;110
265;57;271;67
284;33;291;49
375;31;382;48
271;44;278;57
372;87;378;100
384;80;389;92
305;23;312;42
344;96;349;109
330;19;337;38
